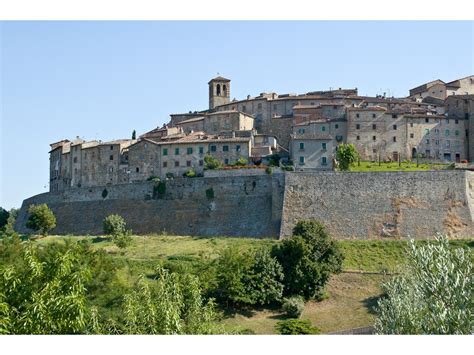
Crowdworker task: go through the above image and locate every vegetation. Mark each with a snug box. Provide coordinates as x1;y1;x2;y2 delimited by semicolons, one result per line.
103;214;132;249
183;169;197;178
275;319;320;335
205;187;215;200
0;208;9;230
265;166;273;175
153;181;166;199
374;236;473;334
25;204;56;237
335;143;359;171
282;296;305;318
0;208;17;236
204;155;222;170
234;158;248;166
350;161;450;172
272;220;343;300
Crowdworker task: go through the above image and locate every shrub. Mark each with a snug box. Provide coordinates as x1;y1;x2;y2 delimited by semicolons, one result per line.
281;165;294;172
165;172;175;179
183;169;196;178
147;176;161;183
25;204;56;237
205;187;214;200
265;167;273;175
153;181;166;199
204;155;222;170
235;158;248;166
272;220;343;300
282;296;305;318
103;214;132;249
374;236;473;334
335;143;359;171
275;319;320;335
0;208;9;231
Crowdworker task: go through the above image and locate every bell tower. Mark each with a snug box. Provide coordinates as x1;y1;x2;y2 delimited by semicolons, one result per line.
208;75;230;110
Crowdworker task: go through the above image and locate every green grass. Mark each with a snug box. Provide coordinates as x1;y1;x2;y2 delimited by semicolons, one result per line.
349;161;451;172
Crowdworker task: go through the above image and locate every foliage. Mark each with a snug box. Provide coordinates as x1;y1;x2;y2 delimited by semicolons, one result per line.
25;204;56;236
275;319;320;335
147;175;160;183
265;166;273;175
0;208;9;230
282;296;305;318
121;268;219;334
335;143;360;171
153;181;166;199
272;220;343;300
234;158;248;166
267;154;281;167
374;236;473;334
0;242;91;334
205;187;215;200
103;214;132;249
204;155;222;170
183;169;197;178
281;165;294;172
1;208;18;237
165;172;175;179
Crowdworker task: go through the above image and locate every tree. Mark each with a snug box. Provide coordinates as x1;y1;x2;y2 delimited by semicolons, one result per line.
0;243;91;334
0;208;9;231
275;319;320;335
103;214;132;249
132;130;136;140
122;268;219;334
3;208;18;236
374;236;473;334
25;204;56;237
335;143;360;171
204;154;222;170
272;220;343;300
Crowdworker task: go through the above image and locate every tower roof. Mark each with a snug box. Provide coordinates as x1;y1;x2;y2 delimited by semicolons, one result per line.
208;76;230;84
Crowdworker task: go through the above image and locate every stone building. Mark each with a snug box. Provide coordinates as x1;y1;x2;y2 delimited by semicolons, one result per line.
446;94;474;161
408;75;474;101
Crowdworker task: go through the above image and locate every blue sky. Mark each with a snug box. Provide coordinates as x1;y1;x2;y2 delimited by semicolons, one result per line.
1;21;473;209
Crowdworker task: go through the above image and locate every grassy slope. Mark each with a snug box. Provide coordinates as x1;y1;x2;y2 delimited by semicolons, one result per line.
37;235;473;334
349;161;450;172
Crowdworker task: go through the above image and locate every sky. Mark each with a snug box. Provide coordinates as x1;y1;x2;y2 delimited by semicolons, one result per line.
1;21;473;209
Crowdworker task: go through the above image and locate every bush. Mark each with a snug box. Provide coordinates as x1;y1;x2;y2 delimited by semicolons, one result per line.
183;169;196;178
282;296;305;318
0;208;9;231
275;319;320;335
165;172;175;179
335;143;359;171
235;158;248;166
103;214;132;249
272;220;343;300
374;236;473;334
265;167;273;175
147;176;161;183
204;155;222;170
25;204;56;237
281;165;294;172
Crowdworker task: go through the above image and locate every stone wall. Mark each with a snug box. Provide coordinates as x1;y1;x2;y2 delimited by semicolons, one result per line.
16;175;285;238
15;171;474;239
280;170;474;239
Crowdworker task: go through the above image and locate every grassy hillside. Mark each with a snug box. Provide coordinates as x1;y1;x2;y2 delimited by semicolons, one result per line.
34;235;472;334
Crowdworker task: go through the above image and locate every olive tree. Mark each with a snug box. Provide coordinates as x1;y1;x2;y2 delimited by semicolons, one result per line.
374;236;473;334
25;204;56;236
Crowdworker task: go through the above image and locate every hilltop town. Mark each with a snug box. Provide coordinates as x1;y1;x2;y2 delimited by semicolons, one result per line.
48;75;474;191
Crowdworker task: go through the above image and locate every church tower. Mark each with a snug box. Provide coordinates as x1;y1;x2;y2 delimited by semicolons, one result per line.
208;76;230;110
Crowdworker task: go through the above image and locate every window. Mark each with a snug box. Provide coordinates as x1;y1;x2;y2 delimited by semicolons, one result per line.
410;133;414;138
187;161;191;167
445;129;450;137
426;139;430;144
163;148;168;156
356;113;360;118
356;124;360;130
216;84;221;96
175;161;179;167
322;143;327;150
425;129;430;135
136;167;139;173
199;147;204;154
455;119;459;124
163;162;167;168
224;159;229;165
298;128;305;134
445;140;450;148
455;130;460;136
110;146;114;150
393;137;397;142
335;124;339;129
299;156;305;165
223;145;229;152
465;113;469;120
242;105;246;112
236;145;241;152
425;150;430;156
372;113;376;118
392;114;398;118
257;103;262;110
435;129;440;135
425;118;429;123
322;126;326;132
175;148;180;155
356;135;360;140
187;147;193;154
109;155;114;160
210;145;216;152
393;124;397;130
321;157;327;166
73;157;77;163
199;160;203;166
373;136;376;141
372;124;376;130
410;122;413;127
299;142;305;150
435;139;439;145
109;167;114;173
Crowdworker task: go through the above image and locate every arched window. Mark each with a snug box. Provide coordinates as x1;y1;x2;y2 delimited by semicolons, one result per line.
223;84;227;97
216;84;221;96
